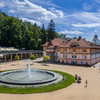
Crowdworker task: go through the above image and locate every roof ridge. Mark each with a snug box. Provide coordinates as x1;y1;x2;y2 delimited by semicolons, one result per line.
83;39;90;46
57;38;61;45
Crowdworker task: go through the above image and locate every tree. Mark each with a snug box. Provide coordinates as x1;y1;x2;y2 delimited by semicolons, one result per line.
29;55;36;64
47;19;56;41
41;24;47;44
73;36;77;39
43;56;50;65
14;55;20;65
44;56;50;61
60;34;66;39
93;34;99;45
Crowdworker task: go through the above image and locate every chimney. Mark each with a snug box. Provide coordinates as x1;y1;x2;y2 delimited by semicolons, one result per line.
78;36;81;41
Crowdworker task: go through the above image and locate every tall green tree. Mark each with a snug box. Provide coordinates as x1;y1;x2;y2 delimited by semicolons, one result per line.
41;24;47;44
93;34;99;45
47;19;56;41
32;25;39;41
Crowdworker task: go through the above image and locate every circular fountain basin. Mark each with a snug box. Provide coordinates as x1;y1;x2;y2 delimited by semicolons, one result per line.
0;69;59;85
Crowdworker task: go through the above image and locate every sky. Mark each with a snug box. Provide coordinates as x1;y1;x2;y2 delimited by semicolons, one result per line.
0;0;100;41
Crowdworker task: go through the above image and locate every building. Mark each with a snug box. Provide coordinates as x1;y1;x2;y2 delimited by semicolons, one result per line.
0;47;43;63
42;37;100;66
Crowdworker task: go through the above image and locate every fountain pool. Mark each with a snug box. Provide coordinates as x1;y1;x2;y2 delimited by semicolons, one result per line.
0;60;63;86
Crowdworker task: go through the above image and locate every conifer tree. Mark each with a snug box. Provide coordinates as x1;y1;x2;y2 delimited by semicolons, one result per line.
41;24;47;44
47;19;55;41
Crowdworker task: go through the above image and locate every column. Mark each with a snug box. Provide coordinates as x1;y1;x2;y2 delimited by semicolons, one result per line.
21;53;22;59
4;54;6;62
10;54;12;61
39;53;41;57
36;52;38;57
25;53;26;58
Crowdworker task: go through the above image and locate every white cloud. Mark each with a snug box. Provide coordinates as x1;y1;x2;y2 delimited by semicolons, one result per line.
83;3;92;10
21;18;41;26
0;2;4;7
49;7;65;18
72;23;100;27
8;9;16;13
94;30;98;32
13;0;57;20
59;30;83;35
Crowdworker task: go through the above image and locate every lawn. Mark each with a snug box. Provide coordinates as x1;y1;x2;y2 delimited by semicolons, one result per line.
0;69;75;94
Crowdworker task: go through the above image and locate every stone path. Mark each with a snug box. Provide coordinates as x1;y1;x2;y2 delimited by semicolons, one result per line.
0;59;100;100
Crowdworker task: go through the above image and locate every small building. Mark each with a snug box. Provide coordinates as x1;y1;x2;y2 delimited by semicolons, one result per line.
42;37;100;66
0;47;43;63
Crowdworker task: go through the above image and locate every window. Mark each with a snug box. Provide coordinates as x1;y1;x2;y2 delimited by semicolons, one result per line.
66;61;68;63
86;62;88;65
56;53;57;56
47;52;49;56
81;62;83;64
83;50;86;52
50;48;53;50
63;54;67;58
75;61;77;64
63;55;65;58
72;55;77;59
73;50;76;52
62;60;64;63
64;49;66;52
51;53;52;57
71;61;73;64
85;56;87;59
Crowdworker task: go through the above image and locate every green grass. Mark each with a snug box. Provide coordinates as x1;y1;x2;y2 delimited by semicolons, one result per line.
0;70;75;94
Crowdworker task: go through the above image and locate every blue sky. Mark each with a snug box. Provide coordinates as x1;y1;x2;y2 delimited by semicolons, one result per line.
0;0;100;41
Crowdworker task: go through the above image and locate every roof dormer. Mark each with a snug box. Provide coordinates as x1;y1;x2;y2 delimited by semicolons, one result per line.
70;42;80;47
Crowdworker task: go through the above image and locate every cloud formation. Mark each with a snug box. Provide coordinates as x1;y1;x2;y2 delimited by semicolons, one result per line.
8;9;16;13
21;18;41;26
59;30;83;35
0;2;4;7
13;0;57;20
72;23;100;27
49;7;65;18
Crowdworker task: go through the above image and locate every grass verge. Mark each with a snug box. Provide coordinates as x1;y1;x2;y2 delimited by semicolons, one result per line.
0;69;75;94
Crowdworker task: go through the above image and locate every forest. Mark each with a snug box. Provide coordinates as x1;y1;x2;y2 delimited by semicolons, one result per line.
0;11;60;50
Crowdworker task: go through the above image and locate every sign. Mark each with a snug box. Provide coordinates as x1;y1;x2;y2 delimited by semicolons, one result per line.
0;54;3;57
22;48;25;50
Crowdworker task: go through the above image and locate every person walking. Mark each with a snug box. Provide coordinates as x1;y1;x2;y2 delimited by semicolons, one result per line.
85;80;88;87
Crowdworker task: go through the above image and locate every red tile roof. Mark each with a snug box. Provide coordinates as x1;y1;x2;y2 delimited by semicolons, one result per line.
42;38;100;48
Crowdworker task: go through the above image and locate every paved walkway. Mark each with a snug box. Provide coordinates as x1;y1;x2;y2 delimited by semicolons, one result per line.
0;59;100;100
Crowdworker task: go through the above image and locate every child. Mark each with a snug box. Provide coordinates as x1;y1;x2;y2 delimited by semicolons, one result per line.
85;80;87;87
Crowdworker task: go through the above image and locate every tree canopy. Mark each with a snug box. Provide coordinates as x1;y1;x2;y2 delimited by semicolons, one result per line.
29;55;36;60
93;34;100;45
44;56;50;61
14;55;20;65
0;12;60;50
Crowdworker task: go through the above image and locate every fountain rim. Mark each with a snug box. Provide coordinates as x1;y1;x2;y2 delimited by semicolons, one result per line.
0;69;58;85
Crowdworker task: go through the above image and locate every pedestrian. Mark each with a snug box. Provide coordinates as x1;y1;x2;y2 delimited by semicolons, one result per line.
75;74;77;80
85;80;87;87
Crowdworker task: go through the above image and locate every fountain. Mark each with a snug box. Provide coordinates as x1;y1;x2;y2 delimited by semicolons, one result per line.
27;59;31;78
0;60;63;86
